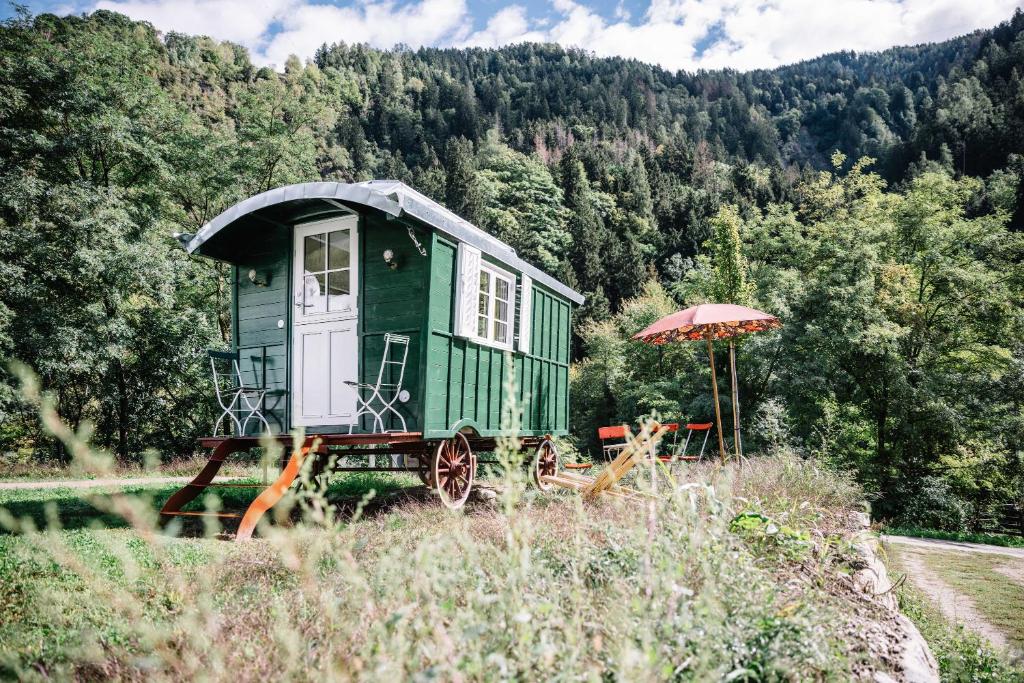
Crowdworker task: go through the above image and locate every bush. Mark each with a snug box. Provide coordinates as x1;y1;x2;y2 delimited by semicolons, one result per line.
891;476;971;532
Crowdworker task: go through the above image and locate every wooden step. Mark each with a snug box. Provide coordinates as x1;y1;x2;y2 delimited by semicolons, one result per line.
556;470;597;484
541;474;592;490
161;511;243;519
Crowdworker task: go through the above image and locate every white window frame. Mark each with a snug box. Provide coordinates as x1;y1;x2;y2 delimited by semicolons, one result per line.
473;261;515;351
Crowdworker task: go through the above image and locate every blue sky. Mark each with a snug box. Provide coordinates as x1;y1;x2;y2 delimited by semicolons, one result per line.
6;0;1023;71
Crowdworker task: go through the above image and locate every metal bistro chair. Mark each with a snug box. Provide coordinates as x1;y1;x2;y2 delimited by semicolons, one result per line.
597;425;630;461
346;333;411;434
209;349;270;436
658;422;713;463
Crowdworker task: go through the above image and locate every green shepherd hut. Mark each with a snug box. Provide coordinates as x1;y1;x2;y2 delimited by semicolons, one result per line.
179;180;583;440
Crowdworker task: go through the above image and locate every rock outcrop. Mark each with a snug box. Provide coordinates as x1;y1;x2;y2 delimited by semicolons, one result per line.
848;511;939;683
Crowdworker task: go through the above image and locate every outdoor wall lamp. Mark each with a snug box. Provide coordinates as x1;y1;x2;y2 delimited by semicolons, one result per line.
383;249;398;270
248;269;272;287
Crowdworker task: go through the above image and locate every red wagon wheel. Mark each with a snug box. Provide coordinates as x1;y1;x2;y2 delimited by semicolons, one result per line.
432;433;475;509
417;464;433;488
532;438;559;491
409;454;433;487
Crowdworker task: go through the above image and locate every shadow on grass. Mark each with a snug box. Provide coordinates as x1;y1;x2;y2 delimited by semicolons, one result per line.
0;472;426;537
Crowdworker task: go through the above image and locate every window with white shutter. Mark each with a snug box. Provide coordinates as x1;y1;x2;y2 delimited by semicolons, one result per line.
518;274;532;354
454;243;515;350
454;243;481;338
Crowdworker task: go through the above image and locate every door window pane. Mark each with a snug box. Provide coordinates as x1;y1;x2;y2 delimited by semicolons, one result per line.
304;234;326;273
327;269;350;311
328;230;350;270
303;273;326;313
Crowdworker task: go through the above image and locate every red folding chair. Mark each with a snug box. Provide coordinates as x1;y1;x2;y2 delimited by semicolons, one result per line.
598;425;629;461
658;422;713;463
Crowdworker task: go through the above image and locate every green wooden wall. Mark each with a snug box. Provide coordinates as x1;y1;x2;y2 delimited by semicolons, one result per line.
232;223;290;433
227;208;572;439
517;285;571;435
356;214;427;432
422;235;571;438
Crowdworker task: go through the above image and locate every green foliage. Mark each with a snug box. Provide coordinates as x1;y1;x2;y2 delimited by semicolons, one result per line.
477;135;568;273
571;163;1024;527
708;205;752;305
443;136;485;225
0;420;904;680
885;526;1024;549
2;7;1024;533
729;511;813;562
891;476;972;532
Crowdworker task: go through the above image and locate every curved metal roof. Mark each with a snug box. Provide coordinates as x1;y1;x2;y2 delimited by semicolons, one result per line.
186;180;584;305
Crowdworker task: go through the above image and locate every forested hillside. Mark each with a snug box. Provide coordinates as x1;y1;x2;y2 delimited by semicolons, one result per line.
2;8;1023;527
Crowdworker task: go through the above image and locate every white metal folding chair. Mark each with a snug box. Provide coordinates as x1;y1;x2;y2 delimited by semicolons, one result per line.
209;350;270;436
345;333;411;433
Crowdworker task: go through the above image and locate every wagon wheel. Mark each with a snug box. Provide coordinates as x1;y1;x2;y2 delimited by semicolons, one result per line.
416;455;433;487
432;433;476;509
532;438;559;491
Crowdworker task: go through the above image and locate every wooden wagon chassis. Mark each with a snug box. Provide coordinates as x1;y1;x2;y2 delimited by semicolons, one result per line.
161;432;555;540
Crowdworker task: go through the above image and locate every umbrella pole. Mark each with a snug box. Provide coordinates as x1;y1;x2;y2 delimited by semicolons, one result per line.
706;332;727;465
730;340;742;463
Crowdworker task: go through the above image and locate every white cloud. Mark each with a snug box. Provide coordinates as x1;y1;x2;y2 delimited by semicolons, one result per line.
88;0;1024;72
260;0;470;67
93;0;472;67
462;5;547;47
93;0;294;47
690;0;1024;71
525;0;1024;71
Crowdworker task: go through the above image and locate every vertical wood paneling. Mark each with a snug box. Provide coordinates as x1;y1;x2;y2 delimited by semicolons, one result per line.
358;214;428;431
233;224;289;433
422;244;573;437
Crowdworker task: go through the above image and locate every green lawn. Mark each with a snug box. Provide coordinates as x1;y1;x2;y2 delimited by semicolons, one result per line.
0;454;269;482
888;552;1023;681
0;472;419;534
919;550;1024;653
0;456;914;680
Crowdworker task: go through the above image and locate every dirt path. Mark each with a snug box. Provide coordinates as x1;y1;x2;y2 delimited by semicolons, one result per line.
882;534;1024;559
994;560;1024;588
0;476;234;491
894;547;1011;651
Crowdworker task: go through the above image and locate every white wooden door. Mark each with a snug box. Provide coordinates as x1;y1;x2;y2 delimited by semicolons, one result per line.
291;215;359;426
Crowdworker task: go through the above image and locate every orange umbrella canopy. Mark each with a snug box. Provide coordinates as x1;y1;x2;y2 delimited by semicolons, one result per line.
633;303;780;344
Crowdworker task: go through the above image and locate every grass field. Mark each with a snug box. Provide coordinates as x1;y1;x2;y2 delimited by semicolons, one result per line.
920;550;1024;652
890;565;1023;682
885;544;1024;680
0;454;268;483
0;454;924;681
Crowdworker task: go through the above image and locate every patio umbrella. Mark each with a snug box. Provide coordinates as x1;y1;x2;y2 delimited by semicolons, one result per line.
632;303;781;465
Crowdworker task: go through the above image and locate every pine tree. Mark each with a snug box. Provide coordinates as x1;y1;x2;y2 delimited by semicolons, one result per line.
560;146;611;328
443;136;485;225
560;147;605;294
